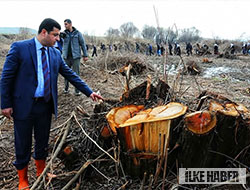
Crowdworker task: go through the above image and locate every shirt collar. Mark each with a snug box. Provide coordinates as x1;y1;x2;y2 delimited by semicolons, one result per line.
34;37;48;51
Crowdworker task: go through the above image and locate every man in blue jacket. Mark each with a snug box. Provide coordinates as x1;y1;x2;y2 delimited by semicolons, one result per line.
62;19;88;96
0;18;103;190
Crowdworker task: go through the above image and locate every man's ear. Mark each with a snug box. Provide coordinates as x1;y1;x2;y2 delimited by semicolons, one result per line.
41;28;48;36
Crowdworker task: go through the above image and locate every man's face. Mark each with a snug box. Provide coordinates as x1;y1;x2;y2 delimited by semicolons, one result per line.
43;27;60;47
64;22;72;30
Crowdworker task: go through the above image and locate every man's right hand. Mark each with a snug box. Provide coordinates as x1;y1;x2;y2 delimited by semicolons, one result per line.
83;57;88;62
1;108;13;119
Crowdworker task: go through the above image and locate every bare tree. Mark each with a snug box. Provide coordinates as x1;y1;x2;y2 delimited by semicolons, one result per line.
105;27;120;44
105;27;120;37
178;27;201;43
19;27;32;40
119;22;139;38
83;32;97;44
165;24;178;44
141;25;157;41
155;27;168;44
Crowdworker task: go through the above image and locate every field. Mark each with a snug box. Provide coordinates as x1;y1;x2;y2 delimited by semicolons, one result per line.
0;35;249;189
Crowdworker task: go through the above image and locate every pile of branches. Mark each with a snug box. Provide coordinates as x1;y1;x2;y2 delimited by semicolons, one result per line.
95;52;153;75
217;51;237;59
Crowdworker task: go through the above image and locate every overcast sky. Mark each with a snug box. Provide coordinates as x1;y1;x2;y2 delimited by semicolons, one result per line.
0;0;249;40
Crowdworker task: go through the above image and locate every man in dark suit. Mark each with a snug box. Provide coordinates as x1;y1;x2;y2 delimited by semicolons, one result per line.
0;18;103;190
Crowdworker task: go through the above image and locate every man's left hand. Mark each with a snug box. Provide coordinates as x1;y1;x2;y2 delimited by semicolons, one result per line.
90;92;104;102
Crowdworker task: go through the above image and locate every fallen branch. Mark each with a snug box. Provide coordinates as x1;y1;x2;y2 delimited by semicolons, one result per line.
118;181;129;190
50;113;74;132
61;160;93;190
61;148;113;190
73;113;117;163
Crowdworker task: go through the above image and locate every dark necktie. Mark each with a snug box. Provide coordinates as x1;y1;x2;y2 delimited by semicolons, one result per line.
41;47;51;102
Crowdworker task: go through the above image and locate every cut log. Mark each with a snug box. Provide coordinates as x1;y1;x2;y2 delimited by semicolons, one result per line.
106;102;187;176
186;61;201;75
105;105;145;136
118;59;147;76
120;79;171;106
120;102;187;127
156;79;171;100
120;81;156;104
202;58;213;63
209;101;249;117
185;111;217;134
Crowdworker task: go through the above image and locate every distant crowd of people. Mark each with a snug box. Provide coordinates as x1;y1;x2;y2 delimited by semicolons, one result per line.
72;41;249;58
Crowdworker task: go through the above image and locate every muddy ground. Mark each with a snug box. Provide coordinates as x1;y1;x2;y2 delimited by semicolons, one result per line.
0;38;249;189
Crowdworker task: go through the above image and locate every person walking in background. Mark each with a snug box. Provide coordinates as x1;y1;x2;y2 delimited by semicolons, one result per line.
109;44;112;52
160;45;165;56
230;43;235;54
148;43;153;56
242;43;247;55
62;19;88;96
92;44;97;57
214;43;219;55
135;42;140;53
113;44;118;51
0;18;103;190
174;42;181;56
157;43;161;56
186;42;193;56
247;42;250;54
100;43;106;53
168;42;173;55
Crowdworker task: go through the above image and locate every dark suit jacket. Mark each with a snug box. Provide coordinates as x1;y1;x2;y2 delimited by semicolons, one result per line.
0;38;93;120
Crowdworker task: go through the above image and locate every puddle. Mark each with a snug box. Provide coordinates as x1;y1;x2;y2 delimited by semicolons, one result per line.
153;63;179;75
203;66;250;83
167;64;179;75
153;63;250;83
203;66;234;78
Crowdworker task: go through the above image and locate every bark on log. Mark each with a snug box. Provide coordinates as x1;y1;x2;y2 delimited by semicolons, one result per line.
178;96;250;169
208;101;250;168
178;111;217;168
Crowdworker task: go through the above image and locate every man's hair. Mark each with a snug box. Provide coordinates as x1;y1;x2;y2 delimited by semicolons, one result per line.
38;18;61;34
64;19;72;24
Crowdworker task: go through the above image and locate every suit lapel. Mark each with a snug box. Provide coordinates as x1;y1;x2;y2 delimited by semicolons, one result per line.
28;38;38;73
